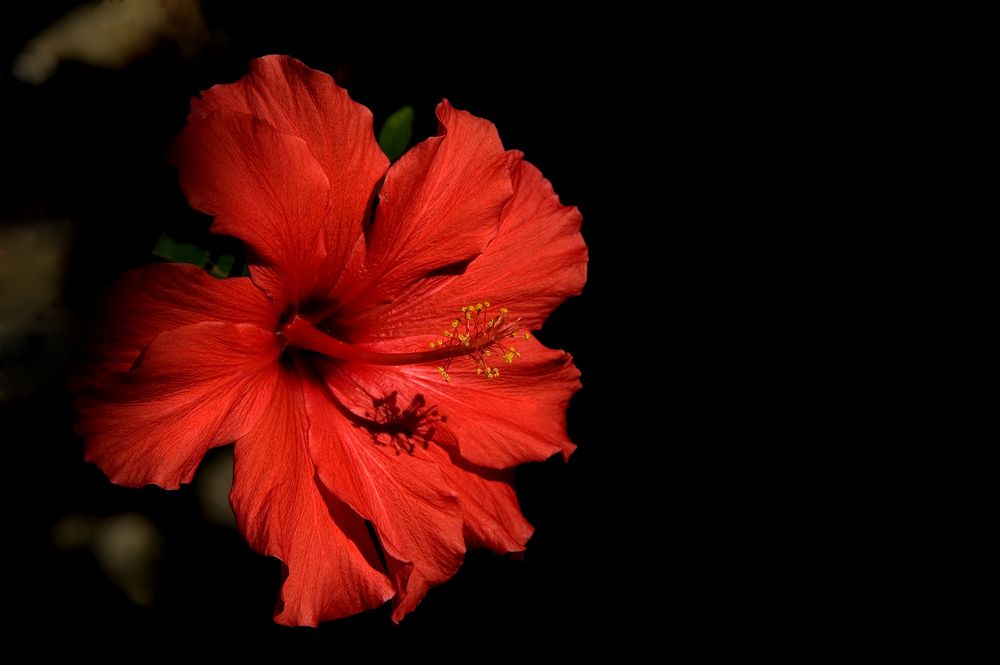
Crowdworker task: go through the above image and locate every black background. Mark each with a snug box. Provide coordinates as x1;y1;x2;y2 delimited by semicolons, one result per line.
0;2;656;655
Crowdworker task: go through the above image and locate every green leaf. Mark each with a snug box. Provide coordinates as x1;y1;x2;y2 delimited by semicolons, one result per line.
152;233;210;267
152;234;239;278
210;254;235;278
378;105;415;162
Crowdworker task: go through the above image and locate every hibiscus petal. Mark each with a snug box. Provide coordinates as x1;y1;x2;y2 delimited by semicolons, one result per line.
190;55;387;295
231;367;393;626
325;336;580;469
76;322;281;489
345;151;586;341
75;263;277;388
427;337;580;468
450;151;586;329
169;109;333;306
301;363;466;622
428;447;534;554
343;101;513;311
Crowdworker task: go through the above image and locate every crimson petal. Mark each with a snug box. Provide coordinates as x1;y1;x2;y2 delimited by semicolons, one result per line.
76;322;280;489
326;336;579;469
302;365;466;622
429;448;534;555
190;55;387;297
75;263;277;388
169;110;333;306
341;101;513;313
344;151;586;347
231;367;393;626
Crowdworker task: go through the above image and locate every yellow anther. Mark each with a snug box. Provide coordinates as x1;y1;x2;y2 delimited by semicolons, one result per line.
523;331;531;340
429;302;524;382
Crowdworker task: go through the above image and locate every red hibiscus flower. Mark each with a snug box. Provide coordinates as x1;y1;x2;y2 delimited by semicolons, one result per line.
73;55;586;626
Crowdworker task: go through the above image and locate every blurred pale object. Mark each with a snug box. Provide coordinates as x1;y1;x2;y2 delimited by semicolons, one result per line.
196;446;238;529
0;220;74;401
13;0;208;84
52;513;163;606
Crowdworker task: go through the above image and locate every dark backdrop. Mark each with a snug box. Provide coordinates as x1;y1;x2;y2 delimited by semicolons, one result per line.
1;2;647;655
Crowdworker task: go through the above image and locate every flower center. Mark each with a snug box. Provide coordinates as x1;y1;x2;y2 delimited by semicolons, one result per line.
278;302;529;382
